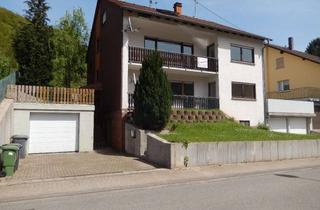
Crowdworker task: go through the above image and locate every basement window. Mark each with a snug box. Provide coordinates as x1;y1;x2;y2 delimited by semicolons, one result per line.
240;120;250;126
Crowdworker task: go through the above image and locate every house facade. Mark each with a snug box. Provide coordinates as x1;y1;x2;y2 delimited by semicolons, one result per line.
88;0;267;150
265;38;320;130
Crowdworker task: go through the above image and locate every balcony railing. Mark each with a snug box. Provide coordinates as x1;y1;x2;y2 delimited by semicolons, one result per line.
267;87;320;100
128;94;219;110
129;46;218;73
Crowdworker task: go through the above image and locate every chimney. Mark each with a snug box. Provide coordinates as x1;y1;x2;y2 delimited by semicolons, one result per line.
288;37;294;50
173;2;182;15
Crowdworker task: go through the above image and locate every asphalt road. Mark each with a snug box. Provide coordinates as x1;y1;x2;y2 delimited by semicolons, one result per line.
1;166;320;210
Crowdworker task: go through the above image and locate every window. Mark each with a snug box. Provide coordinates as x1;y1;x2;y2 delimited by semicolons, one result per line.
240;120;250;126
231;45;254;64
145;39;156;50
278;80;290;92
102;10;107;24
232;82;256;100
183;45;193;55
276;57;285;69
158;41;181;54
144;38;193;55
170;81;194;96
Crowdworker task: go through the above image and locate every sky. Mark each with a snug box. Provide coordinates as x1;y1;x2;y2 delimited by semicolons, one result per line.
1;0;319;51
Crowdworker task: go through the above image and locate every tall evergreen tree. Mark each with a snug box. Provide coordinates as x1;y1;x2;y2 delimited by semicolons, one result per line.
133;52;172;130
306;38;320;57
13;0;53;85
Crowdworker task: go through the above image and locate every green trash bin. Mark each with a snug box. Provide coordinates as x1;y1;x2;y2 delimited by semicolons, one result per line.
0;144;19;176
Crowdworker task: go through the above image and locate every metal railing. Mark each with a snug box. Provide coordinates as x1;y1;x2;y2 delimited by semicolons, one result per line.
128;46;218;73
267;87;320;99
0;71;16;103
128;94;219;110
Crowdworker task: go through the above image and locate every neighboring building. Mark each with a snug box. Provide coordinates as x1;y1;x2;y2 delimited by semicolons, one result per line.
88;0;268;150
267;99;315;135
265;38;320;130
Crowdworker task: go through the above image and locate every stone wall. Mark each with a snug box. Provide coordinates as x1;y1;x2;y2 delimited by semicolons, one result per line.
170;109;227;123
0;99;14;145
146;134;320;168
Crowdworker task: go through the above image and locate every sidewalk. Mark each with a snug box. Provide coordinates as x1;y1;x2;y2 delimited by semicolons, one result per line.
1;158;320;203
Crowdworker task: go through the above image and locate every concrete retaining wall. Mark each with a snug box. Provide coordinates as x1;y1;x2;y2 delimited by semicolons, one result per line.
0;99;14;145
146;134;320;168
125;123;148;157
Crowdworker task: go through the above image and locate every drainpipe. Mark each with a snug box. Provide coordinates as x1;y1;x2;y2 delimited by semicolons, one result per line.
262;44;268;125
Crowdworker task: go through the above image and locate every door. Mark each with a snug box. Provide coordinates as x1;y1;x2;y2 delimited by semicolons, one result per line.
288;117;307;134
29;113;78;153
207;43;216;71
269;117;287;133
313;105;320;129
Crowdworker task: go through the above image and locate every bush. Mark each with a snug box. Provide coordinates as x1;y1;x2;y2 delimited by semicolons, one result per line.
133;52;172;130
257;123;269;130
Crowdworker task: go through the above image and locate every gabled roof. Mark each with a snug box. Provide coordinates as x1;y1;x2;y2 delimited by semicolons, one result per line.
107;0;268;41
267;44;320;64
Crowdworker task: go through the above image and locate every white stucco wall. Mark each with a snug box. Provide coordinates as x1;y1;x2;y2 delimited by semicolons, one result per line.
122;15;265;126
268;99;315;115
128;69;217;98
217;36;265;126
127;16;218;58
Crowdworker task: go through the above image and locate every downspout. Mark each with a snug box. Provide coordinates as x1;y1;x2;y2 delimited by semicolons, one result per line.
262;43;268;125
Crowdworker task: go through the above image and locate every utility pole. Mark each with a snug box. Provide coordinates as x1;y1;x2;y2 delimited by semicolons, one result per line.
194;0;198;17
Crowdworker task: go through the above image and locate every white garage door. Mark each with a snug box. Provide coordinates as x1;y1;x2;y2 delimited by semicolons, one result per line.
269;117;287;133
29;113;79;153
288;117;307;135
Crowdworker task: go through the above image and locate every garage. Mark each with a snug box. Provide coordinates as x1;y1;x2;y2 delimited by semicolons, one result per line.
267;99;315;135
29;113;79;154
269;117;287;133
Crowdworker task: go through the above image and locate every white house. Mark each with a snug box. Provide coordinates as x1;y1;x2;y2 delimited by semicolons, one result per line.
121;3;266;126
87;0;269;149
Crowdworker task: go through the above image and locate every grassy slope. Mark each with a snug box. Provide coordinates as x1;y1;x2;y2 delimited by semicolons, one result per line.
160;121;320;143
0;7;27;69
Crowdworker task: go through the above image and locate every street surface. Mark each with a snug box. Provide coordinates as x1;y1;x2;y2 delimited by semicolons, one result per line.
1;164;320;210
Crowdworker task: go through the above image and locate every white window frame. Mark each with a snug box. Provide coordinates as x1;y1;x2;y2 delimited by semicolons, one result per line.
278;80;290;92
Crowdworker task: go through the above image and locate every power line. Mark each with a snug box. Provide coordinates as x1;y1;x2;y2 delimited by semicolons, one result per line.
195;0;241;29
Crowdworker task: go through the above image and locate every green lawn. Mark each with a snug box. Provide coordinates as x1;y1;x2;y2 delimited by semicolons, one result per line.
159;121;320;143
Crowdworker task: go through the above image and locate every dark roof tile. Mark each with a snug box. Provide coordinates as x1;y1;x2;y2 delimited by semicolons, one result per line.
108;0;268;41
268;44;320;64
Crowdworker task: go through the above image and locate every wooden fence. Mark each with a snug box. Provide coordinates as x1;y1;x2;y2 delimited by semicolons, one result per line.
6;85;95;105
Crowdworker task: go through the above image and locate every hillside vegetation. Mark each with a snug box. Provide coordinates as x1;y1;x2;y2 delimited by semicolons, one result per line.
0;7;27;69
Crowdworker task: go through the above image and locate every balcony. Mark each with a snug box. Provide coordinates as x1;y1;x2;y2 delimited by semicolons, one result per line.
128;46;218;73
267;87;320;100
128;94;219;110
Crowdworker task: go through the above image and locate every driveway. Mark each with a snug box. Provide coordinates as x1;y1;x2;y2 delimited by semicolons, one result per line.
0;149;156;184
